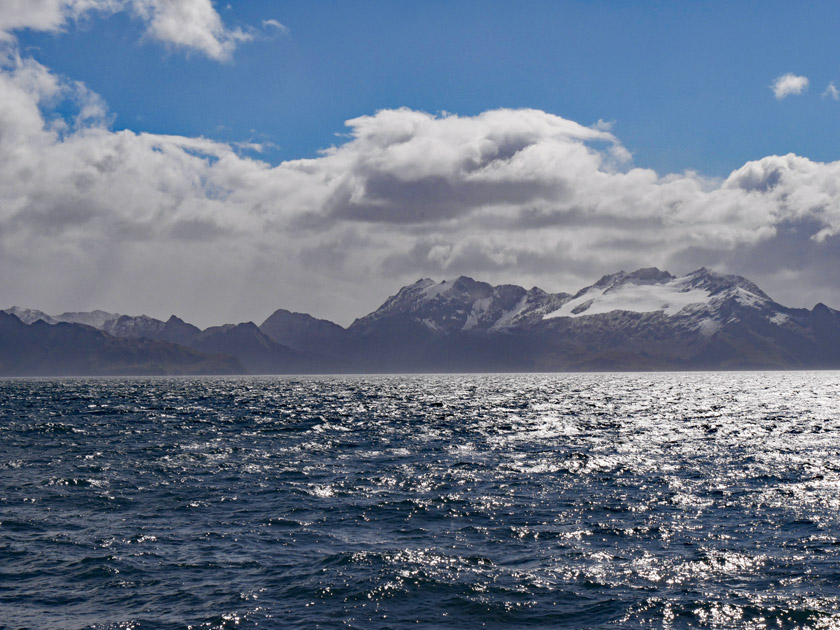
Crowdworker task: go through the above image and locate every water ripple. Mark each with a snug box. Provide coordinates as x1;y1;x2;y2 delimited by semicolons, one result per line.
2;373;840;628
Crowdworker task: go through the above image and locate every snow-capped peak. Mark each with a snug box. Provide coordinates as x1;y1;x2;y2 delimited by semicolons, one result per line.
543;268;771;320
366;276;495;319
350;276;567;334
680;267;770;300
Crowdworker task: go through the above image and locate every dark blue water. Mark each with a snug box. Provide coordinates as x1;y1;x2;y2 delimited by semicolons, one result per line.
2;373;840;629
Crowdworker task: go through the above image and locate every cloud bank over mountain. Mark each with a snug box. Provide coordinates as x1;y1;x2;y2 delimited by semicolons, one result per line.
2;5;840;324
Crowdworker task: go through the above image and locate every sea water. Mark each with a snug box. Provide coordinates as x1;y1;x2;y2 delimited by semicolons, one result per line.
1;373;840;629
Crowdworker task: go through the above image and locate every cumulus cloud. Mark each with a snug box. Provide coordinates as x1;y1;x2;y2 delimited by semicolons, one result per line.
771;73;809;99
132;0;251;61
3;52;840;324
823;81;839;101
0;0;248;60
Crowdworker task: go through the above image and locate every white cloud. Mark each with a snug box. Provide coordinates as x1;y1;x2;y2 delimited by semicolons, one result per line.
4;54;840;324
593;118;614;131
262;18;289;34
771;73;809;99
823;81;839;101
132;0;251;61
0;0;121;40
0;0;249;60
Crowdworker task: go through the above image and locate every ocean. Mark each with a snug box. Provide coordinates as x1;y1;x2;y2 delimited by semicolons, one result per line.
1;373;839;629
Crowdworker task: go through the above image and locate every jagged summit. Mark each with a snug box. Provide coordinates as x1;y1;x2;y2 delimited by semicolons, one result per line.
4;307;120;328
349;275;568;334
4;306;56;325
103;314;164;338
681;267;771;301
591;267;676;292
369;276;494;316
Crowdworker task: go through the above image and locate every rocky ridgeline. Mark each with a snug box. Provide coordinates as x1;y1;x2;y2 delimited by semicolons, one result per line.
4;268;840;374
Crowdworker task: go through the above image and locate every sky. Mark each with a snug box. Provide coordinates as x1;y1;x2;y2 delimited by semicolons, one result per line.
2;0;840;327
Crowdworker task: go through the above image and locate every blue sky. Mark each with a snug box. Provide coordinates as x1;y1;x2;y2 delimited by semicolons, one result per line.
3;1;840;325
18;1;840;175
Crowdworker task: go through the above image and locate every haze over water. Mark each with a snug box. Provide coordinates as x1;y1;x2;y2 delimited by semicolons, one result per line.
2;373;840;629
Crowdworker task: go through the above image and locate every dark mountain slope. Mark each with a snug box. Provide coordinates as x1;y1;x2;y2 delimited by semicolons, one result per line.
260;309;348;356
190;322;311;374
0;312;241;376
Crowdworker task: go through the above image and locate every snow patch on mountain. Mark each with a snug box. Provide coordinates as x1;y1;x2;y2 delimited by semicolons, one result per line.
421;279;453;301
544;280;711;319
489;294;530;330
421;318;442;332
769;312;790;326
3;307;56;325
542;268;776;321
732;287;764;308
463;297;493;331
693;317;723;336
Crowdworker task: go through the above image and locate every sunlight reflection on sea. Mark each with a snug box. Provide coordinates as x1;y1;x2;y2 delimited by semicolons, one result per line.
1;372;840;629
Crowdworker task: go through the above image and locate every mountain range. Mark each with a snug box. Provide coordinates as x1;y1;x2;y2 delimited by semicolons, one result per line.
4;267;840;375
